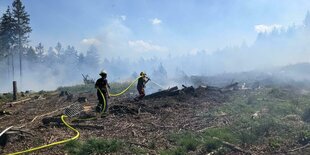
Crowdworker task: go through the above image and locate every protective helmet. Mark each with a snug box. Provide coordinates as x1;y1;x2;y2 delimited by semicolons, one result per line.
99;70;107;76
140;72;146;76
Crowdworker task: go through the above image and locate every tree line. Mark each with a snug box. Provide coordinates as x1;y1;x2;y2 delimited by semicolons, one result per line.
10;0;310;90
0;0;31;81
0;0;104;87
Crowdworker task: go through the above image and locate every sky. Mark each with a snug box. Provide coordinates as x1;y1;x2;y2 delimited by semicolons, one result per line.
1;0;310;60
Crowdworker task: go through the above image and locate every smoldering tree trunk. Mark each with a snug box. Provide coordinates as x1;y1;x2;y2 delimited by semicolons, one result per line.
13;81;17;101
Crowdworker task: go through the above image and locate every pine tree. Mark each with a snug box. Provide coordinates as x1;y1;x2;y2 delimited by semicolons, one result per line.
35;42;44;63
12;0;32;81
46;47;57;66
24;46;37;63
62;45;79;77
0;6;16;79
85;45;100;69
77;52;85;72
55;42;62;55
63;45;79;67
78;53;85;65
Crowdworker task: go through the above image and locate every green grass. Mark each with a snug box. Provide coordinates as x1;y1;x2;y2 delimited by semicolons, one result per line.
162;132;202;154
208;87;310;150
202;137;222;153
159;87;310;154
203;127;239;144
161;129;234;154
0;93;13;104
64;86;310;154
64;138;123;155
160;147;186;155
268;137;282;150
57;84;95;93
129;146;148;155
168;132;201;152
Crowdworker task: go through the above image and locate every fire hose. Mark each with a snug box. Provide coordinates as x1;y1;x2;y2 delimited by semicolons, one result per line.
7;115;79;155
7;76;165;154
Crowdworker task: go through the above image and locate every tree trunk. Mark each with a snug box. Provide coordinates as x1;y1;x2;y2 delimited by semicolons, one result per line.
13;81;17;101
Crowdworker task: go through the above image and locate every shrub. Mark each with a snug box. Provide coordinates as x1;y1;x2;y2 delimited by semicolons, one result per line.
0;93;13;103
268;138;282;150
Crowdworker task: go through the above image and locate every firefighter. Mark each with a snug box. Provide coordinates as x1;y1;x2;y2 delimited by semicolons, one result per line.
134;72;150;101
95;70;110;113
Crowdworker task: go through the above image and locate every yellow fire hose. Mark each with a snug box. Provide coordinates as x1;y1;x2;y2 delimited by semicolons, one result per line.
97;88;107;116
8;115;80;155
8;76;142;154
109;77;140;97
74;77;140;121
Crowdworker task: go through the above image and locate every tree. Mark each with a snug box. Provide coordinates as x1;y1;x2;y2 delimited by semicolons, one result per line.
12;0;32;80
35;42;44;62
24;46;37;63
55;42;62;55
84;45;100;69
78;53;85;65
0;7;16;79
63;45;79;66
46;47;57;65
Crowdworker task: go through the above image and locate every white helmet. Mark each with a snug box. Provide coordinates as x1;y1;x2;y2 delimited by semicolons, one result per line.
99;70;107;76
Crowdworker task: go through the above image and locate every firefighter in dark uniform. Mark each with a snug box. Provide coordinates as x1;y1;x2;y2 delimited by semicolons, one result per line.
135;72;150;101
95;70;110;113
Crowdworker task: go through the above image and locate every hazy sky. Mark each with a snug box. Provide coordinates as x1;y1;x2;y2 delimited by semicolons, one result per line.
1;0;310;59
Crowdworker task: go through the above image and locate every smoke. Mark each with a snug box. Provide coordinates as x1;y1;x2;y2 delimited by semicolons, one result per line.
2;10;310;93
255;24;284;34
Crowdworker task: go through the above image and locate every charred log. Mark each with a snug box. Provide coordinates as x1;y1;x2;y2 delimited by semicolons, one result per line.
144;86;179;99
